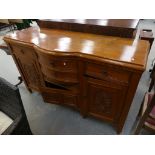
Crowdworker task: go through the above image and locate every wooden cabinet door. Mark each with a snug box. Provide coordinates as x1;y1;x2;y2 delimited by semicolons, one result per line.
16;57;40;90
10;44;41;91
85;78;128;123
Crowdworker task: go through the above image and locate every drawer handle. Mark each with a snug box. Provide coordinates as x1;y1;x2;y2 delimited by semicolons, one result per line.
102;70;108;76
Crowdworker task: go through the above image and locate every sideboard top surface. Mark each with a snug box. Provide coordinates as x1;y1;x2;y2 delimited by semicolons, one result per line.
4;27;149;70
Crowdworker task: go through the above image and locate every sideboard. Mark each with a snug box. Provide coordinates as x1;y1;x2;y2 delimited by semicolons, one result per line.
4;27;150;133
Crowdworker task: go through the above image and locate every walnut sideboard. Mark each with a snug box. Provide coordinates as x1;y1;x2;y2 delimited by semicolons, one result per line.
4;27;150;133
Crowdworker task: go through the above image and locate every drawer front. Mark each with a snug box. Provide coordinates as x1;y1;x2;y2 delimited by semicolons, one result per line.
63;95;78;108
42;91;62;104
85;63;131;84
66;84;79;94
51;59;77;71
41;87;78;108
44;78;79;94
38;55;77;72
42;66;78;83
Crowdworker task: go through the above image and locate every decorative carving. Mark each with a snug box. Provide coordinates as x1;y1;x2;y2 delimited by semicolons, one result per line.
18;59;39;86
90;89;112;115
23;63;39;85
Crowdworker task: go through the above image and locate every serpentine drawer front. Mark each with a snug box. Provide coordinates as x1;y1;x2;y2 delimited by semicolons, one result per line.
41;66;78;84
4;27;150;134
36;52;79;84
38;55;78;71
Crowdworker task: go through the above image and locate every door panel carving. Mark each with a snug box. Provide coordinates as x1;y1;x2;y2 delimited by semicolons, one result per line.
86;78;128;122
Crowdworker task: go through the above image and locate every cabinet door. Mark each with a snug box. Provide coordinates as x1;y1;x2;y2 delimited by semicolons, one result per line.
10;44;41;91
86;78;128;123
16;57;40;90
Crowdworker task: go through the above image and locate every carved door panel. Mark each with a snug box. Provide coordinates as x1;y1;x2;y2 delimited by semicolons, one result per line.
86;78;128;123
16;57;40;90
10;44;41;91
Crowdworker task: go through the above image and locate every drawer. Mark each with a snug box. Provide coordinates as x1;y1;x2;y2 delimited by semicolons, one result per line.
85;63;131;84
41;87;65;104
10;44;34;58
63;95;78;108
42;66;78;84
51;59;77;71
38;55;78;72
42;91;62;104
44;79;79;94
66;84;79;94
41;87;78;108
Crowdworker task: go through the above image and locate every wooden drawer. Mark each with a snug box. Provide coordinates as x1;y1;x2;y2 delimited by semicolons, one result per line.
63;95;78;108
85;62;131;84
51;59;77;71
66;84;79;94
41;87;65;104
42;66;78;84
38;55;77;72
44;79;79;94
42;91;62;104
41;87;78;108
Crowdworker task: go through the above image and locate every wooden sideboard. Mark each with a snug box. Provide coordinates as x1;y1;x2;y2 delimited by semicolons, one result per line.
4;27;150;133
38;19;140;38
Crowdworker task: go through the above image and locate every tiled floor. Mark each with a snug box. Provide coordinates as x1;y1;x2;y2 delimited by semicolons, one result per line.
0;20;155;134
